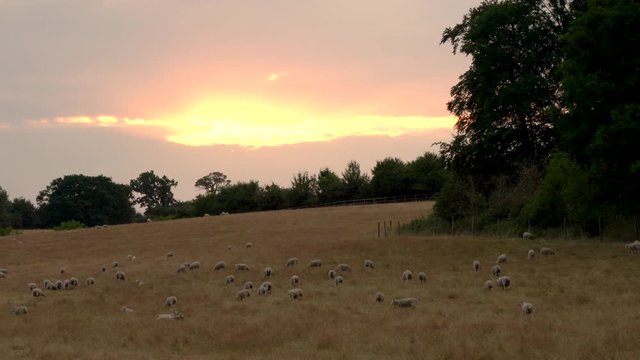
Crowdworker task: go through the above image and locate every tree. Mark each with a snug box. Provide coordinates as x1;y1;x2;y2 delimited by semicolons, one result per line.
440;0;576;189
36;175;134;227
130;171;178;213
371;158;408;197
9;197;38;229
0;186;10;228
217;181;260;213
195;171;231;195
316;168;344;203
341;161;371;199
405;152;447;195
258;183;288;210
289;171;318;207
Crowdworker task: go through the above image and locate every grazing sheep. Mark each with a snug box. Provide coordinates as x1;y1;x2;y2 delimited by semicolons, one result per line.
176;264;188;273
497;276;511;289
496;254;508;264
55;280;63;290
334;275;344;285
540;247;556;256
121;306;134;313
527;249;536;260
402;270;413;281
290;275;300;287
237;289;251;301
12;305;28;315
263;267;273;278
307;259;322;268
165;251;175;258
523;232;536;240
491;265;502;278
69;277;79;288
225;275;235;285
165;296;178;307
0;268;8;275
63;279;71;290
112;261;119;268
0;272;5;278
127;254;134;260
375;292;385;303
335;263;352;272
156;311;184;320
86;277;95;286
245;242;253;248
473;260;480;272
522;302;534;315
258;281;272;295
484;280;494;290
243;281;254;290
286;257;298;267
190;261;201;270
417;272;427;283
32;288;46;297
328;269;337;280
115;271;126;281
392;297;418;308
625;240;640;254
227;245;232;250
364;259;375;269
28;283;38;291
288;288;304;300
101;266;107;272
213;261;225;270
136;279;144;286
220;211;229;216
203;213;210;217
43;280;52;289
234;263;250;272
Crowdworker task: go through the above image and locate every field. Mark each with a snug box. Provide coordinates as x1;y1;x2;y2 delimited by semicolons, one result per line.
1;202;640;359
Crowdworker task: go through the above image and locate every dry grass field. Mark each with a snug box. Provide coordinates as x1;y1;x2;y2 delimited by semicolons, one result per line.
2;202;640;359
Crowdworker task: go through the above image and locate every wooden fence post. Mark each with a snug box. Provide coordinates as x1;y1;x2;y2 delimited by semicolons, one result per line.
377;222;380;239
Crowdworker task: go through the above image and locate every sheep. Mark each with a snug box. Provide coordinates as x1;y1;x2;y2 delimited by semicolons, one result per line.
258;281;272;295
334;275;344;285
234;263;250;272
417;272;427;283
213;261;226;270
288;288;304;300
237;289;251;301
392;297;418;308
496;254;508;264
112;261;120;268
402;270;413;281
625;240;640;254
203;213;210;217
55;280;63;290
497;276;511;289
263;267;273;278
540;247;556;256
63;279;71;290
473;260;480;272
375;292;385;303
307;259;322;268
491;265;502;278
69;277;79;288
115;271;126;281
527;249;536;260
0;268;9;275
290;275;300;287
335;263;352;272
165;251;175;258
243;281;254;290
28;283;38;291
328;269;337;280
523;231;536;240
364;259;375;269
190;261;201;270
0;272;5;278
121;306;135;313
101;266;107;272
176;264;188;273
86;277;95;286
220;211;229;216
136;279;144;286
32;288;46;297
127;254;134;260
165;296;178;307
484;280;494;290
227;245;232;250
245;242;253;248
43;280;52;289
286;257;298;267
225;275;235;285
522;301;534;315
12;305;28;315
156;311;184;320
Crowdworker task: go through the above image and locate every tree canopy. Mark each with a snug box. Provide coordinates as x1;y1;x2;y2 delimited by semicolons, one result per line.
130;171;178;213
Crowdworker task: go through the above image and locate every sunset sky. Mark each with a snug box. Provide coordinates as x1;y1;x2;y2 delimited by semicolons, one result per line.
0;0;480;203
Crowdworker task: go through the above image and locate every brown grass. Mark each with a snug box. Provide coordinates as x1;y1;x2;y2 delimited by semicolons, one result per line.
1;202;640;359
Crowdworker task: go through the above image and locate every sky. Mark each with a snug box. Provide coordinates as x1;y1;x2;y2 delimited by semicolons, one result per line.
0;0;480;203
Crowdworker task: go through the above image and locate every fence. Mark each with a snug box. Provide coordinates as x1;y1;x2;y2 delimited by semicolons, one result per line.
295;194;434;210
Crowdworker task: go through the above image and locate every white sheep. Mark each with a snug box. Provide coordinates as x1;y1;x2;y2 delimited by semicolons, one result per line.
115;271;126;281
234;263;250;272
243;281;254;290
484;280;494;290
540;247;556;256
527;249;536;260
176;264;188;273
165;296;178;307
307;259;322;268
402;270;413;281
334;275;344;285
0;268;8;276
258;281;272;295
220;211;229;216
190;261;201;270
69;277;79;288
63;279;71;290
12;305;28;315
112;261;119;268
42;280;52;289
237;289;251;301
263;267;273;278
625;240;640;254
496;254;508;264
165;251;175;258
522;301;534;315
288;288;304;300
491;264;502;278
417;272;427;283
86;277;95;286
286;257;299;267
375;292;385;303
497;276;511;289
156;311;184;320
127;254;134;260
473;260;480;272
213;261;226;270
392;297;418;308
55;280;63;290
32;288;46;297
225;275;236;285
136;279;144;286
522;232;536;240
27;283;38;291
0;272;5;278
245;242;253;248
290;275;300;287
227;245;232;250
121;306;134;313
364;259;375;269
328;269;337;280
335;263;352;272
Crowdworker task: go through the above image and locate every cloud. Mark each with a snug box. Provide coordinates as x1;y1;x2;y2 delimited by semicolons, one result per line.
0;123;10;130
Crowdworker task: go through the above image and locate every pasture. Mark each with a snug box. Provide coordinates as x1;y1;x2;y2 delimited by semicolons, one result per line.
1;202;639;359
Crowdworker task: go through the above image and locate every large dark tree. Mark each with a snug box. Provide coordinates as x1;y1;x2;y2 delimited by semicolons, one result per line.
316;168;344;203
0;186;10;228
36;175;134;227
341;161;371;199
405;152;447;195
195;171;231;195
371;158;408;197
289;172;318;207
440;0;576;189
9;197;38;229
130;171;178;213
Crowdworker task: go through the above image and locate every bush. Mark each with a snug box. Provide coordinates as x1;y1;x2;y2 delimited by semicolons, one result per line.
0;226;14;236
53;220;86;231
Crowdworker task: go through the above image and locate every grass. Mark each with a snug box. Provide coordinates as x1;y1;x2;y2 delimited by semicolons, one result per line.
1;202;639;359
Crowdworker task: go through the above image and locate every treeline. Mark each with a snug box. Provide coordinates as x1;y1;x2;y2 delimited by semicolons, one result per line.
0;153;447;232
410;0;639;239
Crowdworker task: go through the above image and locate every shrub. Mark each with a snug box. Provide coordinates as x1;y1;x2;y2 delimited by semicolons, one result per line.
53;220;86;231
